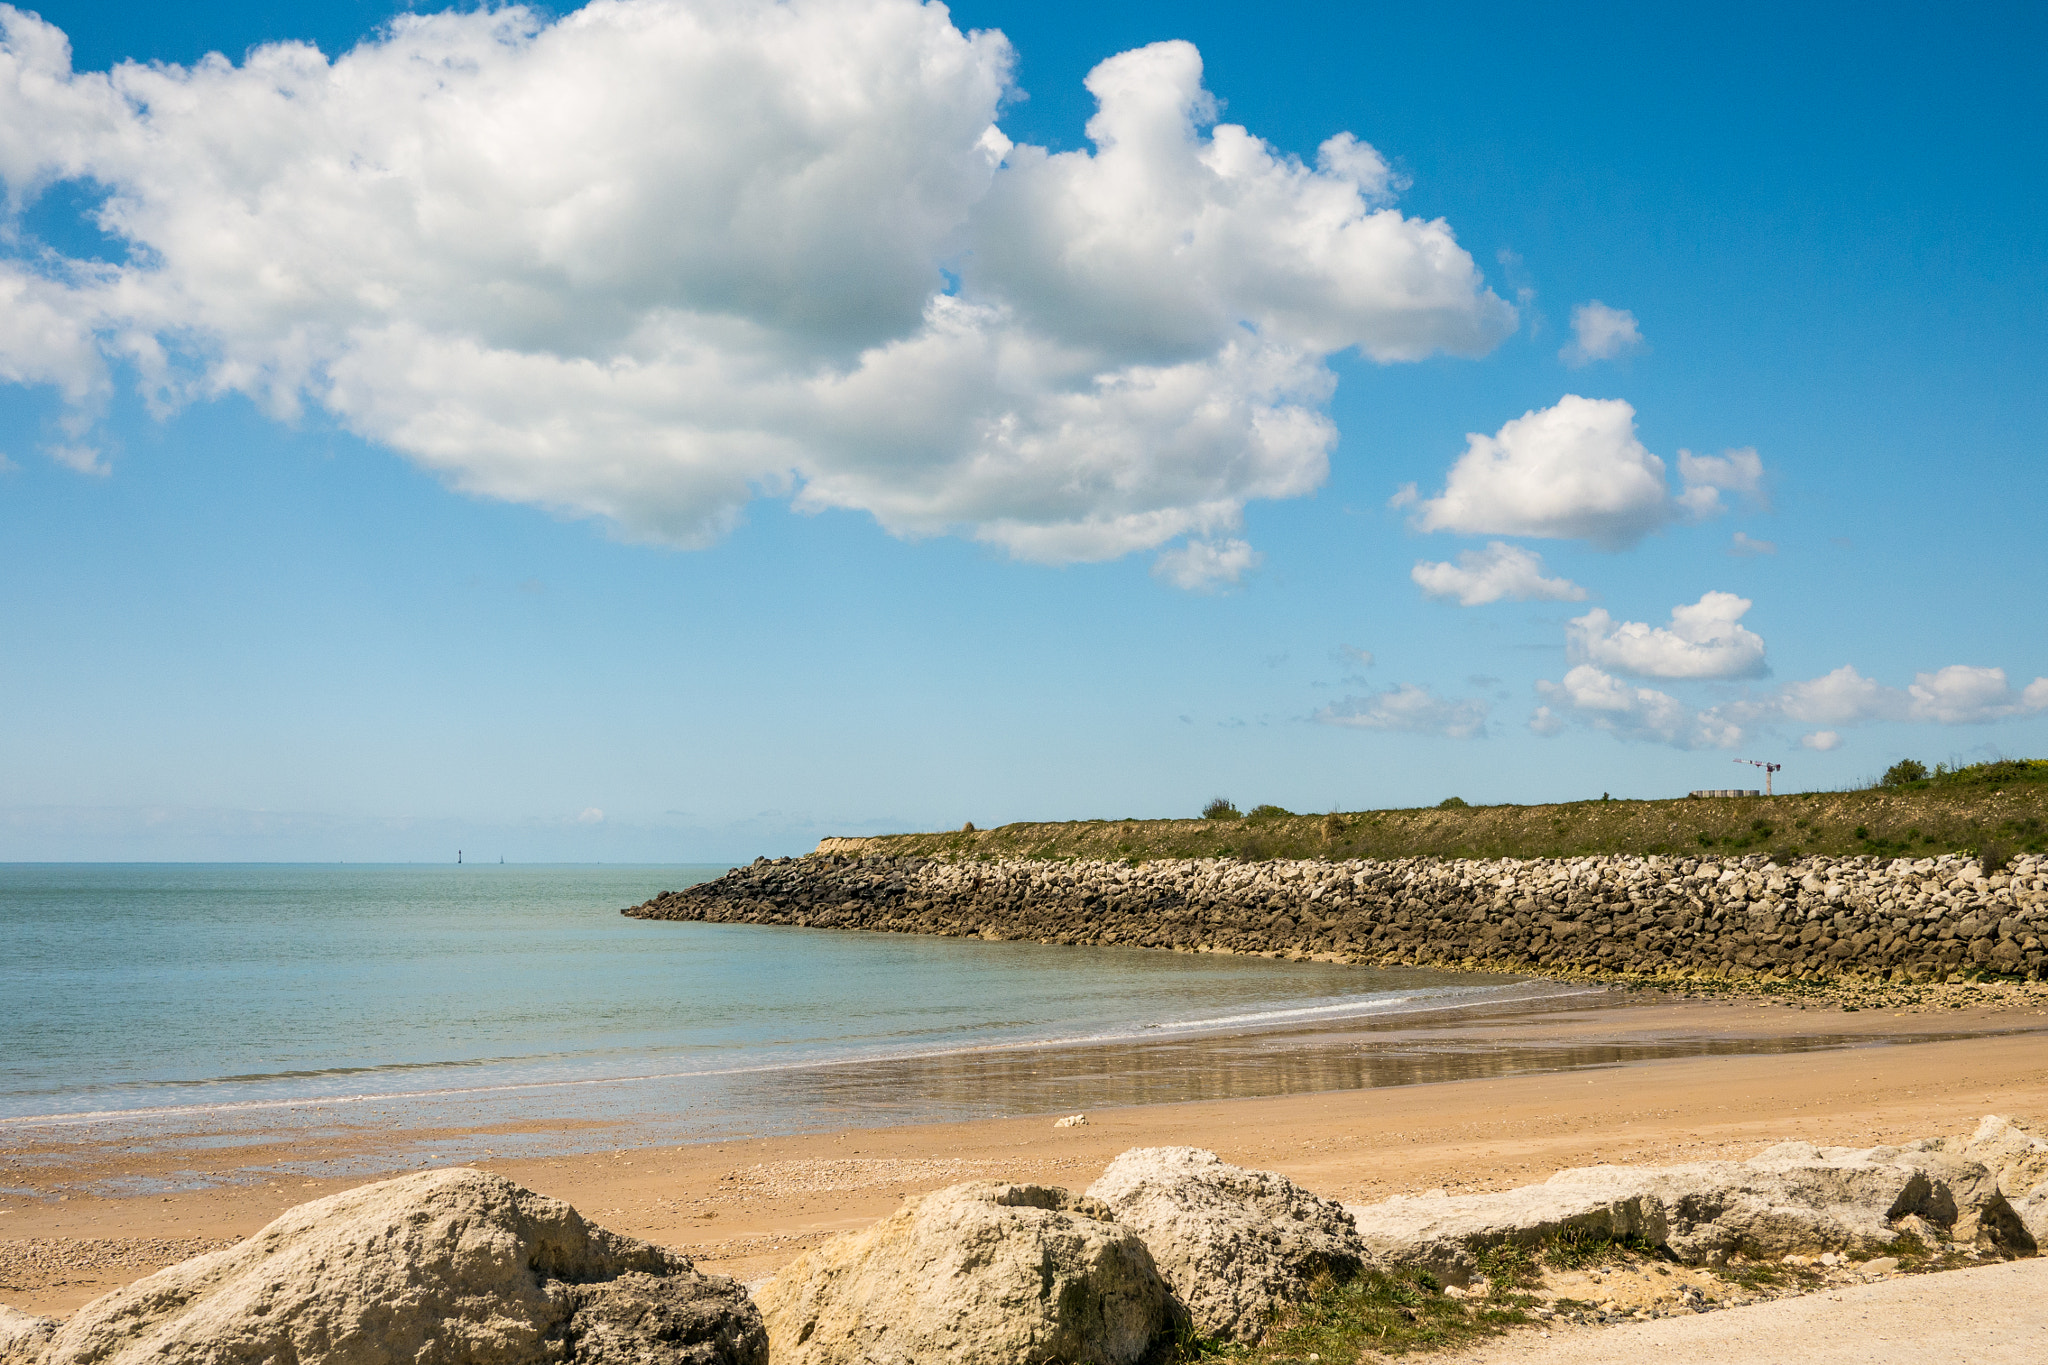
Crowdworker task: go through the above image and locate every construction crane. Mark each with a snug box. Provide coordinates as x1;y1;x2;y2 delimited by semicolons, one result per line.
1736;758;1782;796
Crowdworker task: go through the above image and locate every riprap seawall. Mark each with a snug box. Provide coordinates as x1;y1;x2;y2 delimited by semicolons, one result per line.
623;852;2048;983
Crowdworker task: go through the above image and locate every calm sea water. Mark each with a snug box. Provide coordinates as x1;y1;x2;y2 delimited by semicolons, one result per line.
0;864;1575;1146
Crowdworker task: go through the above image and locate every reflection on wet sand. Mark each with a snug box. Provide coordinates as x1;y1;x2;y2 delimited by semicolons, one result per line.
4;987;2029;1194
703;987;1998;1133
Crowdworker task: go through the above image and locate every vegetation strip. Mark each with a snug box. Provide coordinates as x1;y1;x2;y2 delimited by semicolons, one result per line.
816;759;2048;866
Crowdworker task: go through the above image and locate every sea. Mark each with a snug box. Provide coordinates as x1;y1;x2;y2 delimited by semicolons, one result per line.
0;863;1852;1184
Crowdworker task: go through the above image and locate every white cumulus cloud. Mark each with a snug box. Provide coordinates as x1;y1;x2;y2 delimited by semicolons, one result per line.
1753;663;2048;728
0;2;1515;577
1151;537;1261;591
1559;300;1642;365
1410;541;1586;606
1729;531;1776;556
1907;665;2048;724
1566;591;1768;680
1407;395;1760;550
1532;665;1742;750
1316;684;1487;739
1800;730;1842;751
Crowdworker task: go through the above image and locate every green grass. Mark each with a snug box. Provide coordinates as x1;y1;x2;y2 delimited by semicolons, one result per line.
827;758;2048;865
1180;1269;1529;1362
1178;1229;1666;1363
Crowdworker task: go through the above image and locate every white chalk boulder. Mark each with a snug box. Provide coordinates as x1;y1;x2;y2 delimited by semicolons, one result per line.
23;1168;765;1365
1085;1146;1364;1343
0;1307;56;1365
1347;1126;2031;1283
754;1181;1169;1365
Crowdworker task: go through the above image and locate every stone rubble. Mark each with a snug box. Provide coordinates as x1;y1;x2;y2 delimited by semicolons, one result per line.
626;851;2048;984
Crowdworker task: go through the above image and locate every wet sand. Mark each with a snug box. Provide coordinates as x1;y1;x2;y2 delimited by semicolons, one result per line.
4;993;2046;1318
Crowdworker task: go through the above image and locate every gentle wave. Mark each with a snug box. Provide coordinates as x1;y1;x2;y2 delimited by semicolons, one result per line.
0;978;1590;1128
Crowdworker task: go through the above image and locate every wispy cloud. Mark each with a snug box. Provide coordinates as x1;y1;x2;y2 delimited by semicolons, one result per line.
1559;300;1643;366
1318;684;1488;738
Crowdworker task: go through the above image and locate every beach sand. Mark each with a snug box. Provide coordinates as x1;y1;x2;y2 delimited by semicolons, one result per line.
4;994;2046;1320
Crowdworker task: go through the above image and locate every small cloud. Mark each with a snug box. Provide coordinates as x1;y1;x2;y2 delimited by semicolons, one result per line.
1152;538;1262;592
574;807;605;824
1533;665;1742;750
1407;396;1760;550
1178;714;1194;724
1316;684;1488;739
1468;674;1502;687
1334;645;1375;668
1738;663;2048;728
1263;652;1290;669
1387;482;1419;509
1675;447;1765;518
48;444;109;476
0;452;17;473
1728;531;1776;556
1560;301;1643;366
1411;541;1586;606
516;578;546;594
1567;591;1768;680
1800;730;1842;751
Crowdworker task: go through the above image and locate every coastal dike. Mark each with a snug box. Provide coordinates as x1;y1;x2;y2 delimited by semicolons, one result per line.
624;851;2048;985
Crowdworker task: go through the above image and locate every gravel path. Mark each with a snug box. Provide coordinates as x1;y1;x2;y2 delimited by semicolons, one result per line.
1440;1258;2048;1364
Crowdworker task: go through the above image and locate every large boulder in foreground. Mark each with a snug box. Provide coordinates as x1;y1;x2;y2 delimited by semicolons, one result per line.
1346;1119;2033;1283
20;1168;765;1365
1084;1146;1363;1343
754;1181;1170;1365
1934;1114;2048;1246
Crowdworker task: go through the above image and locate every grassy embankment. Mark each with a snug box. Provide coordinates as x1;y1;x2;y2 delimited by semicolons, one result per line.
828;759;2048;865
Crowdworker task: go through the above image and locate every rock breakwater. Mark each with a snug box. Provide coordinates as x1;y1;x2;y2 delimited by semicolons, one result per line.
624;851;2048;984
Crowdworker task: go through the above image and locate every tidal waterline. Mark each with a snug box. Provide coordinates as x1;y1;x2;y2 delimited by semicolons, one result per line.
2;863;1568;1119
1;863;1963;1192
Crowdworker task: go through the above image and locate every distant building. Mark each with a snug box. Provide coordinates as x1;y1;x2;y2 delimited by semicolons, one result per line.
1688;788;1761;798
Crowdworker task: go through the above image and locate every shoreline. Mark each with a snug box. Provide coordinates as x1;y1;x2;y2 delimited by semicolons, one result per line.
6;995;2046;1319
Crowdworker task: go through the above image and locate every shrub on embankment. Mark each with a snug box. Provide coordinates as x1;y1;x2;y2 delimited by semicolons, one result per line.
814;759;2048;866
627;850;2048;985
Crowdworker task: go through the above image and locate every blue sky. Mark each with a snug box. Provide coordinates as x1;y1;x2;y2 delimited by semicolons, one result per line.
1;0;2043;860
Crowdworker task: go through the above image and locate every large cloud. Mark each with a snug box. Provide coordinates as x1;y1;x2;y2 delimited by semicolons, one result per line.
1401;395;1759;549
0;1;1515;571
1566;591;1768;679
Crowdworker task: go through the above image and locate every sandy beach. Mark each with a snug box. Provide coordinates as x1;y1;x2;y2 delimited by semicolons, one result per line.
6;992;2046;1321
